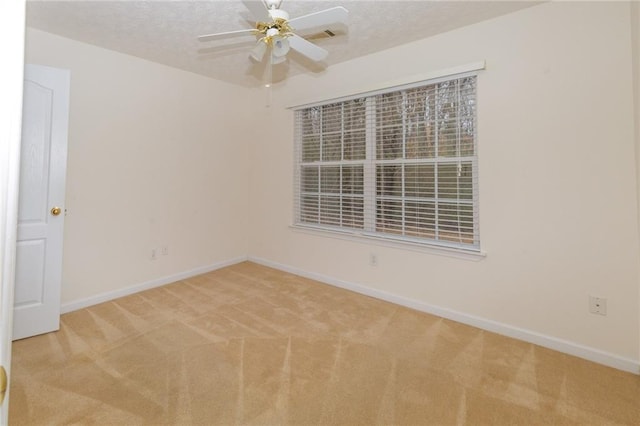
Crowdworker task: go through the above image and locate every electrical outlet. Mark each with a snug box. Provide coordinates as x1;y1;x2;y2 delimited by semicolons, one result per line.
589;296;607;316
369;253;378;266
150;248;157;261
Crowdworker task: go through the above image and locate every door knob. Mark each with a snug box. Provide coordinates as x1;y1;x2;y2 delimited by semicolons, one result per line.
0;366;6;405
50;206;62;216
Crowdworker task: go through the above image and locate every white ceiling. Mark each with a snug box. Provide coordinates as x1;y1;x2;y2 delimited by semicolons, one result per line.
26;0;540;88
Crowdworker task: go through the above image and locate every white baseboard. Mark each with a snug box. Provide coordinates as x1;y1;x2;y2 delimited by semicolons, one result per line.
248;256;640;375
60;256;248;314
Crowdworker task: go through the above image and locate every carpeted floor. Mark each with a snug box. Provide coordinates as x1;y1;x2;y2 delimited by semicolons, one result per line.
9;261;640;425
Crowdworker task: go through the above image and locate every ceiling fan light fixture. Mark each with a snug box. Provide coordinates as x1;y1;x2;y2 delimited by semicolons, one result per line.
271;54;287;65
271;35;290;57
250;40;268;62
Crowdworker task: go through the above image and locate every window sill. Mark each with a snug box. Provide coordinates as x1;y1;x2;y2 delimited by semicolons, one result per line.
289;224;487;261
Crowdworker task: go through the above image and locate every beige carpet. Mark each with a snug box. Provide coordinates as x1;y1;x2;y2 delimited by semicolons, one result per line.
9;261;640;425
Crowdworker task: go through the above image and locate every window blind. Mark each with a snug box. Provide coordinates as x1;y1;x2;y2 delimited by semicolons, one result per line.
294;74;479;250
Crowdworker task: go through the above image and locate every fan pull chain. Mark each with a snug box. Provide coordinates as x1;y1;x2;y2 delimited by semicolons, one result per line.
265;49;273;107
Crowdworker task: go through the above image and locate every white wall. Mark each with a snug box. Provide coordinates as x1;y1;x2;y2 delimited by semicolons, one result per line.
25;29;253;305
248;2;640;366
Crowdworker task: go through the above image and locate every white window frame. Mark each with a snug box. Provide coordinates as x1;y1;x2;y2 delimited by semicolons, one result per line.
293;70;481;254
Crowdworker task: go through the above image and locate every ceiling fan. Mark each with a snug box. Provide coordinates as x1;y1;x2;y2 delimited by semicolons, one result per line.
198;0;349;67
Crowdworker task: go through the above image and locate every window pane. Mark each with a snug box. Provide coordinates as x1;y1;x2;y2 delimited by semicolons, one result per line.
300;107;321;162
459;77;476;156
376;92;404;160
405;201;435;238
320;196;341;226
459;162;473;200
322;133;342;161
437;163;459;200
302;135;320;162
342;196;364;229
376;199;402;234
320;166;340;194
342;165;363;195
405;121;430;159
377;165;402;197
377;125;403;160
403;87;438;159
344;130;365;160
301;166;319;193
437;163;473;200
404;87;425;159
322;103;342;161
405;87;427;120
300;107;321;135
300;195;318;223
376;92;403;126
343;98;366;130
322;103;342;134
425;87;437;158
437;202;474;244
405;164;435;198
436;80;459;158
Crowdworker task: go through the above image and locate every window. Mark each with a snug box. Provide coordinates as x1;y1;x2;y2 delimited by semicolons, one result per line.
293;74;479;251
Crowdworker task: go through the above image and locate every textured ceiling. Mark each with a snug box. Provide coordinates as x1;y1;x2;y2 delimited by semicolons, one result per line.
26;0;540;88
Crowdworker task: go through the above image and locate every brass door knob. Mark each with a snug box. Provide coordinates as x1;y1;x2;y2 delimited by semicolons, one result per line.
0;366;6;405
50;206;62;216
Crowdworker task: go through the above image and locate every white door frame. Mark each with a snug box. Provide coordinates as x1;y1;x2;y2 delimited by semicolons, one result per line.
0;0;27;423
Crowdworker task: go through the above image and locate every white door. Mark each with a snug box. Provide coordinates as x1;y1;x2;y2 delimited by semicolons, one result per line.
13;65;70;340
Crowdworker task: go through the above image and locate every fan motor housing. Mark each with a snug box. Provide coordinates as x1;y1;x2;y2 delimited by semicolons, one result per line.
268;9;289;21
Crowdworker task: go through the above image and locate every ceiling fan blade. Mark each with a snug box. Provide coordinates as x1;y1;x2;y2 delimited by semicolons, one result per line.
242;0;270;23
287;6;349;32
198;28;258;42
288;34;328;62
250;40;267;62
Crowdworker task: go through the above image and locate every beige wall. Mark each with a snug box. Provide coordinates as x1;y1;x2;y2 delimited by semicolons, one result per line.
248;2;640;362
25;29;253;304
632;0;640;358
